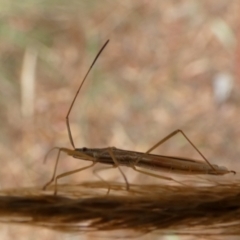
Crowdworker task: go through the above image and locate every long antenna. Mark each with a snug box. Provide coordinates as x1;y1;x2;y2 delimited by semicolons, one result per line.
66;40;110;149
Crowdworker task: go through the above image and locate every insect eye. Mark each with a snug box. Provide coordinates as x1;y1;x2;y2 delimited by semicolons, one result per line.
82;147;88;151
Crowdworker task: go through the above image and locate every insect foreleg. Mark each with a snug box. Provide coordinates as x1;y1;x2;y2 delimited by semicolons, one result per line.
54;161;97;195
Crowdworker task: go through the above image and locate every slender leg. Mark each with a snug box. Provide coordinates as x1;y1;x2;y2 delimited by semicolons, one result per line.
107;148;130;191
136;129;216;172
43;147;97;191
131;165;185;185
93;166;117;195
54;162;97;195
43;148;63;190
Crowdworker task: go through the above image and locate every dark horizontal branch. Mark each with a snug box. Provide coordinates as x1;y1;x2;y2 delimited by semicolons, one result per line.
0;180;239;236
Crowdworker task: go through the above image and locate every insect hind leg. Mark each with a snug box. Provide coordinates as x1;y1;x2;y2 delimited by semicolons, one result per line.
146;129;216;172
131;165;185;186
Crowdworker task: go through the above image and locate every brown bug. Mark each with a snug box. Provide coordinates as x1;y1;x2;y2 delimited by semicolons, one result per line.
43;40;235;195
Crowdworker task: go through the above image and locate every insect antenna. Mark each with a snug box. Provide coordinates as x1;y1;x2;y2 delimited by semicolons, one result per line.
66;40;110;148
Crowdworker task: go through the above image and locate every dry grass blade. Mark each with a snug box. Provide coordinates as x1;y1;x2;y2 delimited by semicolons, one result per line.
0;179;240;236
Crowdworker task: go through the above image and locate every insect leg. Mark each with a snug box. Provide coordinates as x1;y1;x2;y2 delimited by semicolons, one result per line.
43;147;65;191
107;147;130;191
145;129;216;172
54;161;97;195
43;148;97;193
51;149;99;195
93;166;117;195
131;165;185;185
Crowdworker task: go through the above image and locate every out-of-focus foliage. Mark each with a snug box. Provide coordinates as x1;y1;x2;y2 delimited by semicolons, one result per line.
0;0;240;239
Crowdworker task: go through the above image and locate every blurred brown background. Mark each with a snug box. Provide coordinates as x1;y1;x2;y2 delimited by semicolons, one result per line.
0;0;240;239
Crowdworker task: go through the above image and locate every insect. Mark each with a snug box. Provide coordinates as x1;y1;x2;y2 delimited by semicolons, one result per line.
43;40;235;195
